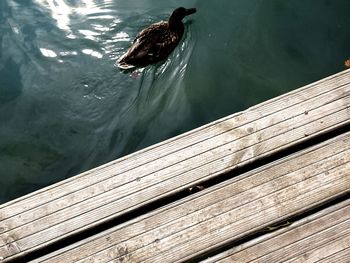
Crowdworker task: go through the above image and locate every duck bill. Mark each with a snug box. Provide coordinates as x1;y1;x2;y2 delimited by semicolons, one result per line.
185;8;196;16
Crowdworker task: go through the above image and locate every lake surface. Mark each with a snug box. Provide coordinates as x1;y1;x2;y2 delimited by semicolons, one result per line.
0;0;349;203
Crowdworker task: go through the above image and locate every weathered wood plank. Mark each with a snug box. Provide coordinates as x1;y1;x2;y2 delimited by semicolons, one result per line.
30;132;350;263
317;247;350;263
1;69;350;261
202;199;350;263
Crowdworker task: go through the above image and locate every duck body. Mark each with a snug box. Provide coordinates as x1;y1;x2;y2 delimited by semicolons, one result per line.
117;7;196;70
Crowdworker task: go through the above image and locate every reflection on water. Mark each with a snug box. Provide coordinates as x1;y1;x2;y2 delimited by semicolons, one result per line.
0;0;349;203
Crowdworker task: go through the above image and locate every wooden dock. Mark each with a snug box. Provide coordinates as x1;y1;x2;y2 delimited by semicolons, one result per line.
1;69;350;262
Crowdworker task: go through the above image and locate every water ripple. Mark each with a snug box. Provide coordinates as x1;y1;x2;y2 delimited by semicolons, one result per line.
0;0;199;202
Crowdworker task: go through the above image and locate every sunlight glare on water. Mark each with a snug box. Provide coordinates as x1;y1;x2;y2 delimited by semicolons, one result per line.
0;0;349;203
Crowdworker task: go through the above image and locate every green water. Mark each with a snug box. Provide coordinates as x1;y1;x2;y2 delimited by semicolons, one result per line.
0;0;349;203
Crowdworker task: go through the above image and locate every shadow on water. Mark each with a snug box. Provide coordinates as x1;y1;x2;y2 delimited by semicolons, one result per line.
0;58;23;104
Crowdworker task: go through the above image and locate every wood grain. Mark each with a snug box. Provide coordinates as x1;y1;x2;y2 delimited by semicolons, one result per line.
203;200;350;263
31;132;350;263
1;69;350;261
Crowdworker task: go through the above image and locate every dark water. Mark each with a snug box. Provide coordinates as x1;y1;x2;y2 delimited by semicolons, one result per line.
0;0;349;203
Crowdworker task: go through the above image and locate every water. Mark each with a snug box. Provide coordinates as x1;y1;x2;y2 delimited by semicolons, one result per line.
0;0;349;203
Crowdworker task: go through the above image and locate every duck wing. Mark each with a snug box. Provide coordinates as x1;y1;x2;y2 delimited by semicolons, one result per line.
133;21;168;44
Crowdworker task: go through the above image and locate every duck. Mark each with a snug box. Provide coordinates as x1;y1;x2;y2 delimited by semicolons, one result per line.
117;7;196;70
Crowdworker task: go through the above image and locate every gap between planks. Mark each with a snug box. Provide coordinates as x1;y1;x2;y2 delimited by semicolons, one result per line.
202;199;350;263
29;131;350;263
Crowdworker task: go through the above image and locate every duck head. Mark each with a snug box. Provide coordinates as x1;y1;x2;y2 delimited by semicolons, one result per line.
169;7;196;29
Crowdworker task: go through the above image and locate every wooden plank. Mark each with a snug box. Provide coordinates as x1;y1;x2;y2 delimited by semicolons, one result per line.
202;199;350;263
317;247;350;263
30;132;350;263
1;69;350;261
